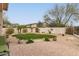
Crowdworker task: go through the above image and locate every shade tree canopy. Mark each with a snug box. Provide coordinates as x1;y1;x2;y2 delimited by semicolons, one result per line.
44;4;79;27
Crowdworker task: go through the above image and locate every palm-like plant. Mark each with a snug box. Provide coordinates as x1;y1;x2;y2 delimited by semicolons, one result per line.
17;25;26;33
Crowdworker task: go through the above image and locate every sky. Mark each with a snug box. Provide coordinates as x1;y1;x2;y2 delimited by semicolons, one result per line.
7;3;55;25
6;3;79;26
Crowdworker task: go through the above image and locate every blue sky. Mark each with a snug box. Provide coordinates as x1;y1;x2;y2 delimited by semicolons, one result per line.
7;3;79;26
7;3;55;24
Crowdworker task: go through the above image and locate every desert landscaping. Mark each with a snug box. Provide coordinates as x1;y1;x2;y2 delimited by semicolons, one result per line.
0;3;79;56
7;34;79;56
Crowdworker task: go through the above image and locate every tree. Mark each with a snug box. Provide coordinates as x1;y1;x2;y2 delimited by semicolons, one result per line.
3;19;11;25
37;21;43;27
11;23;19;28
44;4;79;27
3;14;12;28
17;25;26;33
17;25;22;33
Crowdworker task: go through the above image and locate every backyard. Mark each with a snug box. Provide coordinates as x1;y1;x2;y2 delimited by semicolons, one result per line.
1;3;79;56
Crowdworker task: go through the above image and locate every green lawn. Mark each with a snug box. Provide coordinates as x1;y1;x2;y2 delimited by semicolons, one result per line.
13;33;56;40
0;36;8;52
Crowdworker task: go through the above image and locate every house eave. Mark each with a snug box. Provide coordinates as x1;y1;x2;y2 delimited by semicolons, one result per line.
0;3;8;11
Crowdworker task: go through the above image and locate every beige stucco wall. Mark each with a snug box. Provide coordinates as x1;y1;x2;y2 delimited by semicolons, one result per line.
39;27;66;35
2;27;66;35
21;28;36;33
26;24;37;27
31;24;37;27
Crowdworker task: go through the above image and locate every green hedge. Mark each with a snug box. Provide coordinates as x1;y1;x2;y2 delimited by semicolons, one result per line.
0;36;8;53
13;33;56;40
0;36;6;45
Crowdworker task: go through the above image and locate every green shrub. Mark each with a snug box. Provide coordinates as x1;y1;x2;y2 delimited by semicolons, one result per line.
48;30;51;34
5;28;14;38
0;36;8;54
35;28;39;33
6;28;14;35
18;40;21;44
22;28;27;33
62;34;65;36
26;39;34;44
0;36;6;45
14;33;56;40
12;35;15;37
44;37;50;41
53;36;57;41
66;27;73;35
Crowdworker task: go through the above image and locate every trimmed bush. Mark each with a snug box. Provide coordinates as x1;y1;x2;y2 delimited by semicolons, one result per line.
26;39;34;44
0;36;8;55
5;28;14;38
53;36;57;41
6;34;9;38
18;40;21;44
48;30;51;34
62;34;65;36
35;28;39;33
14;33;55;40
22;28;27;33
0;36;6;45
44;37;50;41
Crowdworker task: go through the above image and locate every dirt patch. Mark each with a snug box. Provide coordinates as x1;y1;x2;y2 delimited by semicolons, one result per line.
8;35;79;56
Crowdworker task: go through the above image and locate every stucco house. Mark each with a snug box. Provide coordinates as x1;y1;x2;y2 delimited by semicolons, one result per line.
26;22;48;28
26;23;37;28
0;3;8;35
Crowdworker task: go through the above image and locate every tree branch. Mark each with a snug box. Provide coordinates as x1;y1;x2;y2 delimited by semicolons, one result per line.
64;14;72;25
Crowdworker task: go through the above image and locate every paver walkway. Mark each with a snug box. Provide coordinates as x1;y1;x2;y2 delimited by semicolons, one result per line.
8;35;79;56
